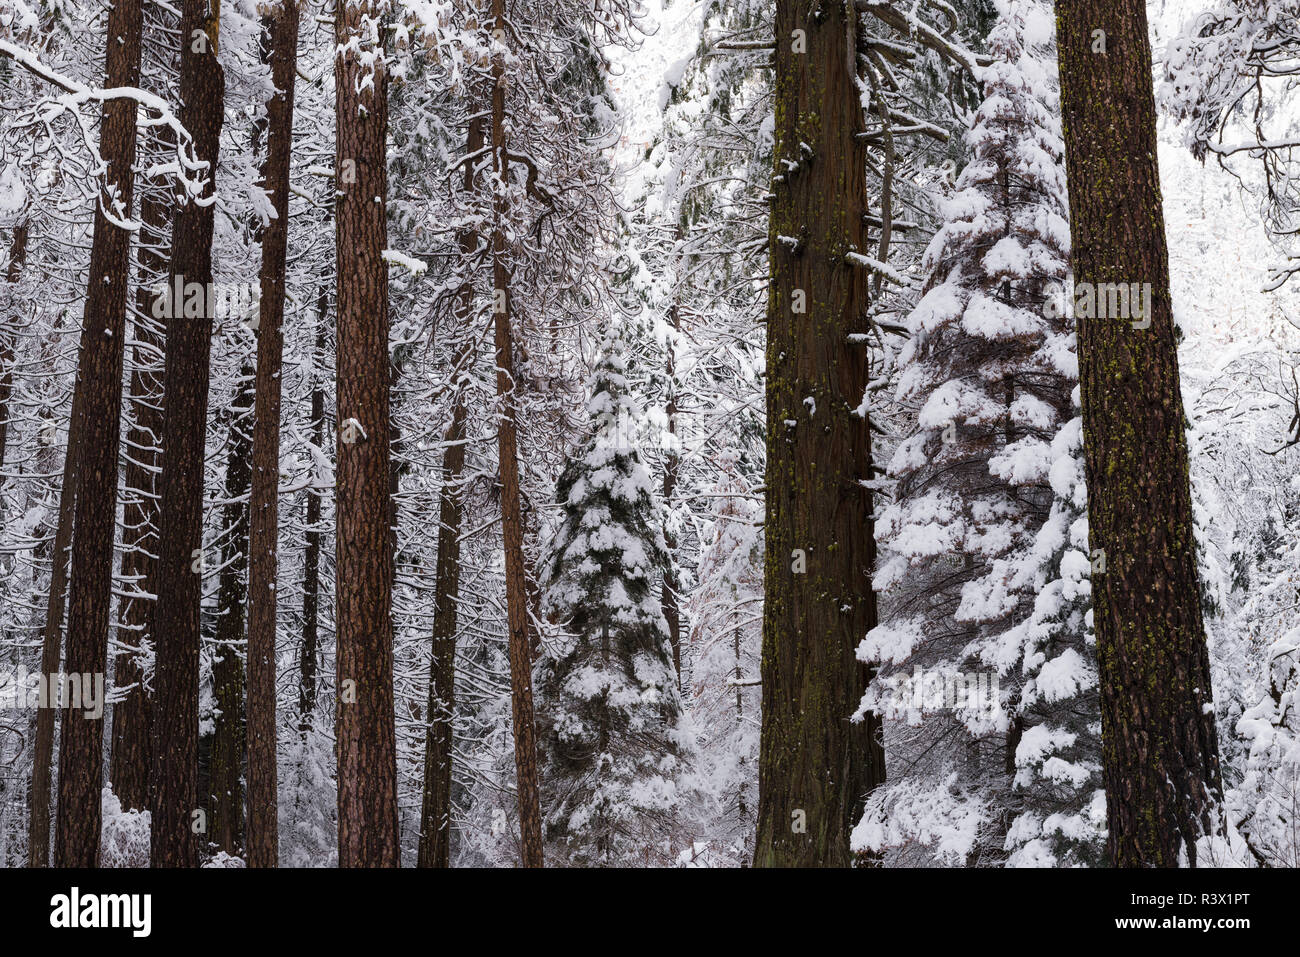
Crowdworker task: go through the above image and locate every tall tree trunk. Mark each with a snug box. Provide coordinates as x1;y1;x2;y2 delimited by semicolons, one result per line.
209;368;254;857
27;372;86;866
333;0;400;867
489;0;544;868
1054;0;1224;867
0;220;29;471
417;368;468;869
245;0;299;869
151;0;225;868
52;0;145;868
417;110;483;869
298;307;326;731
755;0;885;867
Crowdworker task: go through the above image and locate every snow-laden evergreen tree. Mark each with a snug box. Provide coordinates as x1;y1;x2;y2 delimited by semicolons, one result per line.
535;328;692;866
1000;403;1104;866
856;0;1096;866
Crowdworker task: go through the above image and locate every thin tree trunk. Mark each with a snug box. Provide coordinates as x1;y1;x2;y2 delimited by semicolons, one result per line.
299;308;326;731
1054;0;1224;867
110;3;178;810
245;0;299;869
417;110;484;869
52;0;145;868
662;297;681;684
417;367;468;869
333;0;400;867
209;368;253;858
27;371;86;866
489;0;544;867
755;0;885;867
151;0;225;868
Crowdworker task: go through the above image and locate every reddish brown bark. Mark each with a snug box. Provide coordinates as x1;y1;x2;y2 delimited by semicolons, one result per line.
333;0;400;867
417;111;484;869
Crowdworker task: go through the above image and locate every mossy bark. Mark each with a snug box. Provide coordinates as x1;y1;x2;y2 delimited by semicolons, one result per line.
1054;0;1224;867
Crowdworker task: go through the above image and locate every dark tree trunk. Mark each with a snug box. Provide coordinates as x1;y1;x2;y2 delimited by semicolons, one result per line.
209;369;254;858
245;0;299;869
333;0;400;867
755;0;885;867
28;369;86;866
52;0;145;868
298;308;326;731
490;0;544;867
151;0;225;868
417;368;468;869
1054;0;1224;867
417;111;483;870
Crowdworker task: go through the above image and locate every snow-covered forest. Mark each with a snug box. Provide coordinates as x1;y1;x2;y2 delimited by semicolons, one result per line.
0;0;1297;871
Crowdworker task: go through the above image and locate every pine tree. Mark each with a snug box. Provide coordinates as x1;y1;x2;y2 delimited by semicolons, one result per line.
333;0;400;867
536;333;689;866
245;0;300;869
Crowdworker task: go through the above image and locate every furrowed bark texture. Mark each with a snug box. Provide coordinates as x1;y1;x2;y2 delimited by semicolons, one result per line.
755;0;885;868
151;0;225;868
489;0;544;867
1054;0;1224;867
334;0;400;867
53;0;144;867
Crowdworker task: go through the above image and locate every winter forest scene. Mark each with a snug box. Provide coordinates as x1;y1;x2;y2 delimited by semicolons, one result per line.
0;0;1298;880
